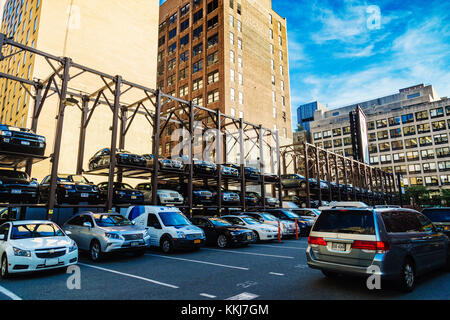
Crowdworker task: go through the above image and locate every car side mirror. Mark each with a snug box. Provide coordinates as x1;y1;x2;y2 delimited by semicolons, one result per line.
0;234;4;240
83;222;92;228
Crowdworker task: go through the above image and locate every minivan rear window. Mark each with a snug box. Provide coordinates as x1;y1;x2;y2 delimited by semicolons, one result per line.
312;210;375;235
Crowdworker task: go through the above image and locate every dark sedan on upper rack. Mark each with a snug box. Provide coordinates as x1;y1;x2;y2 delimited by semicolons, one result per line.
88;148;147;170
225;163;260;180
263;173;280;183
220;165;239;178
192;159;217;175
0;124;46;156
245;191;279;207
0;169;39;204
209;189;240;206
39;174;100;204
97;182;144;204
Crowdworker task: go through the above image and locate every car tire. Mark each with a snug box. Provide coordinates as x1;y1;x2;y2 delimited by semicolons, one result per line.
0;254;9;279
89;240;103;262
217;234;228;248
321;270;339;278
160;236;174;254
398;259;415;292
252;231;260;242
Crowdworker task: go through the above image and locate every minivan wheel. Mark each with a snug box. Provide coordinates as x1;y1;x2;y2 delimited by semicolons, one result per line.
0;255;8;279
217;234;228;248
321;270;339;278
160;237;173;253
399;260;415;292
90;240;102;262
252;231;260;242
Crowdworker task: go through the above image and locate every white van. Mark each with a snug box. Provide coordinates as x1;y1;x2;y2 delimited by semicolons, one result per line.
125;206;205;253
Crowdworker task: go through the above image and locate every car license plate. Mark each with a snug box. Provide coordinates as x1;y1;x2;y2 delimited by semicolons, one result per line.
11;189;21;194
194;239;201;244
21;140;30;146
331;242;346;251
81;193;89;198
45;258;59;266
131;196;137;199
131;241;140;247
206;197;210;200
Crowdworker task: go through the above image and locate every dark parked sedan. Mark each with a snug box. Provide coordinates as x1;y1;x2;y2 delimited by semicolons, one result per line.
281;174;307;188
190;216;254;248
97;182;144;204
0;124;46;156
226;163;260;180
39;174;100;204
0;169;39;203
192;189;214;205
193;159;217;175
88;148;146;170
207;189;240;206
220;165;239;178
421;208;450;237
144;154;184;171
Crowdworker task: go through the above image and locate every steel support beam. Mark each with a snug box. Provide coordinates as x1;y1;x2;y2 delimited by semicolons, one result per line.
76;96;89;175
151;90;162;206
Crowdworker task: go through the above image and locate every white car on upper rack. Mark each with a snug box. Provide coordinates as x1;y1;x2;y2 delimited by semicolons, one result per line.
221;215;279;241
0;220;78;278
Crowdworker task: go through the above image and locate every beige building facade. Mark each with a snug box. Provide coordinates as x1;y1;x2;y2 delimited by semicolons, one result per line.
0;0;159;183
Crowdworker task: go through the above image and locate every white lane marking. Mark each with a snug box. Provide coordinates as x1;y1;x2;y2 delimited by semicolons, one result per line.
226;292;259;300
255;244;307;250
78;263;179;289
269;272;284;276
0;284;22;300
146;254;249;270
202;248;294;259
200;293;216;299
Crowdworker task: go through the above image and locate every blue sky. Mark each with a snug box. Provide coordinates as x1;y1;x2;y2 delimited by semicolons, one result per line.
271;0;450;127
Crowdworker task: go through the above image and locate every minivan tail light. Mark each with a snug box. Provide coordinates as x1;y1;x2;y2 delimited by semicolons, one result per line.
351;240;390;252
308;236;327;246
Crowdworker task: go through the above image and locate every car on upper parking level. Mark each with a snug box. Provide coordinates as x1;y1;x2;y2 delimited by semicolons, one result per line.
144;154;184;171
97;182;144;204
39;174;100;204
245;191;279;207
63;212;150;261
222;215;279;242
190;216;253;248
0;220;78;278
135;183;184;206
208;189;240;206
0;169;39;204
421;208;450;238
281;174;306;188
192;159;217;175
0;124;46;156
225;163;260;180
220;165;240;178
307;207;450;292
88;148;146;170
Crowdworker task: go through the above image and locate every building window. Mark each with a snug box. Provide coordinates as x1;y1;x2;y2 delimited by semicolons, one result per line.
376;119;387;128
434;134;448;145
179;84;188;97
343;126;351;135
237;3;241;14
207;51;218;66
193;26;203;39
230;88;235;101
238;73;243;85
379;142;390;152
230;32;234;45
181;3;190;17
420;149;435;162
419;136;433;147
237;20;242;32
393;152;405;163
333;128;342;137
410;177;423;186
405;138;418;149
168;42;177;54
417;123;431;134
432;120;446;132
368;132;376;142
423;162;437;173
324;141;332;149
180;34;189;47
230;15;234;27
333;139;342;148
344;137;352;146
169;13;178;25
230;50;235;63
415;110;428;121
193;78;203;91
167;58;176;71
207;90;219;104
238;38;242;50
313;132;321;140
207;0;219;14
430;107;444;118
193;43;203;57
406;151;419;161
207;15;218;29
403;125;415;136
158;36;166;47
441;175;450;186
391;140;403;150
193;96;203;106
388;116;400;126
207;70;219;84
380;154;392;164
193;9;203;23
208;34;218;48
179;67;188;80
389;128;402;138
238;92;243;105
401;113;414;124
394;165;407;174
377;130;388;140
323;130;332;139
193;60;203;74
180;19;190;32
167;74;175;87
408;164;422;174
230;68;235;82
180;50;189;62
238;56;242;68
436;147;450;158
438;161;450;172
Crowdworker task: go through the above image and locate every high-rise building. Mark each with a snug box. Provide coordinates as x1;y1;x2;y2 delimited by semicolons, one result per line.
296;101;328;134
309;84;450;194
0;0;159;181
157;0;293;156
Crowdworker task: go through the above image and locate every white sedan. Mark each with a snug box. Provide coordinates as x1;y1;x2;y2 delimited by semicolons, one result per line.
222;215;280;241
0;220;78;278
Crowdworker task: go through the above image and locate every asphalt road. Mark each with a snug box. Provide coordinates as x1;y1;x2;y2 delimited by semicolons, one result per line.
0;238;449;300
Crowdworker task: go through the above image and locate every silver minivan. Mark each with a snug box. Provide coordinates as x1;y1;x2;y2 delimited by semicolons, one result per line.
307;208;449;292
63;212;150;261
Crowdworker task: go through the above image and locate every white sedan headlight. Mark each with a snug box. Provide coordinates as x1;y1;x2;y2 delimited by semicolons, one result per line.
105;233;122;240
13;247;31;257
176;231;186;239
69;242;78;253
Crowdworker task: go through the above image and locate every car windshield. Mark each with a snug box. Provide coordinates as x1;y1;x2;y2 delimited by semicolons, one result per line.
115;183;133;190
283;211;300;218
261;214;278;221
242;217;259;225
159;211;191;227
59;175;89;184
93;214;133;227
10;223;64;239
421;209;450;222
312;210;375;235
209;218;232;227
0;170;28;180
